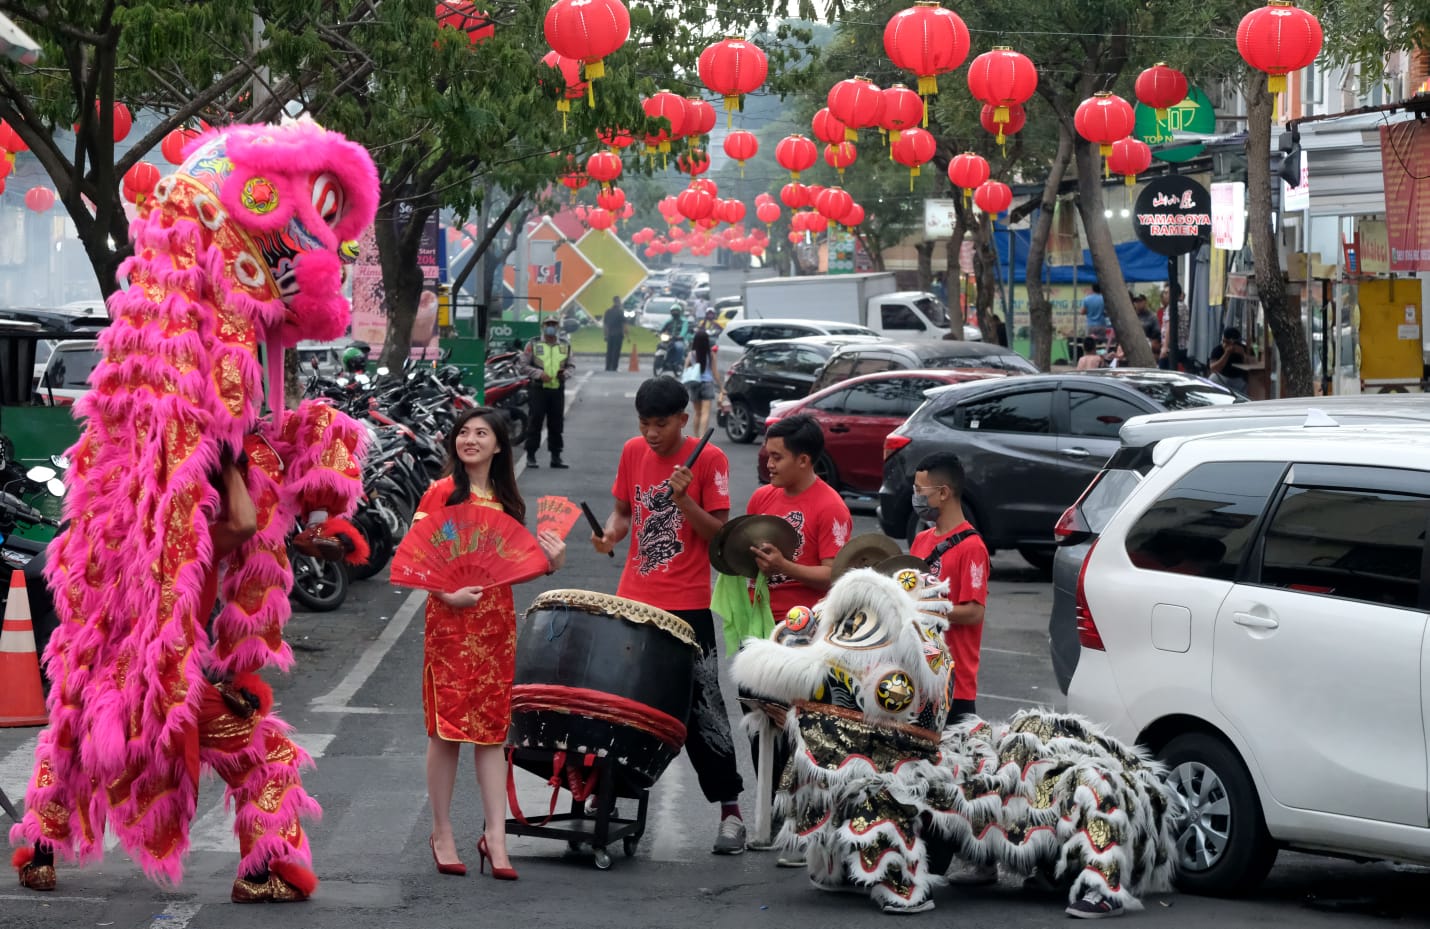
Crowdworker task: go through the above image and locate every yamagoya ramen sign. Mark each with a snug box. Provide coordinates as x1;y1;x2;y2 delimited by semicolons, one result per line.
1133;176;1211;257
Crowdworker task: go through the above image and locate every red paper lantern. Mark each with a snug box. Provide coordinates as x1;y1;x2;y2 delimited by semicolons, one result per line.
544;0;630;88
0;153;10;182
823;141;858;179
597;187;626;212
585;150;623;186
685;98;718;139
24;186;55;213
560;169;589;193
806;214;829;234
691;178;718;197
677;186;715;222
787;231;803;244
676;149;711;176
816;187;854;224
0;121;26;153
698;37;769;118
966;47;1038;142
880;84;924;141
123;161;161;204
587;208;615;230
827;77;884;140
598;127;634;150
775;134;818;181
1135;63;1189;122
890;126;936;187
780;182;810;209
973;180;1012;216
1106;137;1153;186
1075;92;1136;156
756;201;781;225
883;2;970;98
0;179;5;196
723;129;759;173
811;108;848;146
947;152;990;200
436;2;495;45
643;91;688;153
541;51;587;127
844;203;865;227
110;103;132;143
1237;1;1323;95
161;128;199;165
980;103;1026;140
722;200;747;224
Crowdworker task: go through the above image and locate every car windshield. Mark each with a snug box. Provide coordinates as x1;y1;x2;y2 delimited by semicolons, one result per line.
46;347;102;389
1128;379;1239;410
912;295;951;327
923;351;1036;373
826;325;876;337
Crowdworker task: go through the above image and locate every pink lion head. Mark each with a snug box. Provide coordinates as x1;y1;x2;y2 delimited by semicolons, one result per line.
176;117;379;345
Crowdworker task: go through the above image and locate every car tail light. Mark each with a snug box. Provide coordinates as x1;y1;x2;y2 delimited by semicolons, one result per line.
1054;471;1105;543
883;434;912;460
1074;538;1104;651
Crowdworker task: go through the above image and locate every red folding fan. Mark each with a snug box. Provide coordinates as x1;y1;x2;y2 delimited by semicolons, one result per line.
390;504;549;594
537;495;584;540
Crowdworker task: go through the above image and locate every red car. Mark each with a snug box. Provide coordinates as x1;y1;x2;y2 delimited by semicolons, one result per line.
758;368;1004;497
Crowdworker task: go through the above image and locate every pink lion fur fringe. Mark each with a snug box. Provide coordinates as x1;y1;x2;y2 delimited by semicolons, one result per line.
10;191;293;886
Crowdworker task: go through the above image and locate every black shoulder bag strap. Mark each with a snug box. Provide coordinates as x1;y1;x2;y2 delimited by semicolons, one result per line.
924;527;980;569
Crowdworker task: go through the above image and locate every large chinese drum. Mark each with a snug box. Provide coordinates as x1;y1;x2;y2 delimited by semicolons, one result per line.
509;590;697;790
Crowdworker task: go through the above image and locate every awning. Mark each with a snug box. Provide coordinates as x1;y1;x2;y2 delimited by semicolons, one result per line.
0;13;40;65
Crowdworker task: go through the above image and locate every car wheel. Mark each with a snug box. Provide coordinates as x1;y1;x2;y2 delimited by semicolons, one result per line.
1160;732;1277;897
1017;546;1055;575
724;399;756;444
813;453;838;489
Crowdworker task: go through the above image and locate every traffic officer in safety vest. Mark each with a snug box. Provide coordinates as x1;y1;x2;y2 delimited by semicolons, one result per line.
519;316;575;468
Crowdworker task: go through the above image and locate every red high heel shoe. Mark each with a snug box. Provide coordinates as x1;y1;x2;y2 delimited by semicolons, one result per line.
430;837;467;876
477;836;518;881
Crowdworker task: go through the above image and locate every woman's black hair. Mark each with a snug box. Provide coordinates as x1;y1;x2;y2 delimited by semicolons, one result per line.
691;329;711;375
442;407;525;523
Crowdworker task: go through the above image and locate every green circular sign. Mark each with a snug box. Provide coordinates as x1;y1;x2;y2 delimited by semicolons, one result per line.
1135;87;1215;164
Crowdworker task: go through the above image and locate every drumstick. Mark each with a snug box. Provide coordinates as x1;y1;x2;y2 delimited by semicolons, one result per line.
684;427;716;470
581;501;615;558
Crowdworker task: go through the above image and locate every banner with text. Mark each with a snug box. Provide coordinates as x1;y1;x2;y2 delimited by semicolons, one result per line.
1379;121;1430;272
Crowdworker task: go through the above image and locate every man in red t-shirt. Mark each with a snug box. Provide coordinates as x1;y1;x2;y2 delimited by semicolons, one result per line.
907;451;989;724
746;413;852;619
591;377;747;855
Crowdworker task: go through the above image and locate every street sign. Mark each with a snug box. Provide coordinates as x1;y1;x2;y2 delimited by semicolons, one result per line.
1133;176;1211;257
1135;87;1215;164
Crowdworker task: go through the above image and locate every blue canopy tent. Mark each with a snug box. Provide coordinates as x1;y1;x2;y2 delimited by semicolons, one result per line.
988;217;1168;284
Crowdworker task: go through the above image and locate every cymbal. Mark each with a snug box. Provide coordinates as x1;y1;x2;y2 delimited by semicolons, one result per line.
830;533;902;582
709;517;736;575
875;554;929;579
720;514;800;579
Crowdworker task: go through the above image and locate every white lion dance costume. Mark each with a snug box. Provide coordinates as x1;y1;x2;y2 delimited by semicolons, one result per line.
10;119;378;902
731;568;1179;916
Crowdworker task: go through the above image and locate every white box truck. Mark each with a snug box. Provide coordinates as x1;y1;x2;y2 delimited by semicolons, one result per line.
740;272;979;340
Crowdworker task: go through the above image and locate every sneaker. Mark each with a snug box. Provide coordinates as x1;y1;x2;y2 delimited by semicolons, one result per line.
881;899;935;915
1065;891;1125;919
712;816;746;855
551;457;569;469
525;454;539;468
947;861;999;886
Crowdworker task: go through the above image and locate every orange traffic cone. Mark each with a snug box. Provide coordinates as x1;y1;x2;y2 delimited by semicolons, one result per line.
0;571;48;727
628;341;640;373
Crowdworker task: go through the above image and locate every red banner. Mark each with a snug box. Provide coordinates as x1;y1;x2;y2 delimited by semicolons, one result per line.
1379;121;1430;271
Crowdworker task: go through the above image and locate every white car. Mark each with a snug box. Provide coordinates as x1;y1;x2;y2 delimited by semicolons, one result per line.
1069;419;1430;895
34;340;102;406
715;317;881;369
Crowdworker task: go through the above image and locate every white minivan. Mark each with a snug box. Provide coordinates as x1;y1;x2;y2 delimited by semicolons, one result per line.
714;317;881;369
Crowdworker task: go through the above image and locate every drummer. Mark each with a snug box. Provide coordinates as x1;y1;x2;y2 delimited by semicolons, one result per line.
746;414;852;618
591;377;748;855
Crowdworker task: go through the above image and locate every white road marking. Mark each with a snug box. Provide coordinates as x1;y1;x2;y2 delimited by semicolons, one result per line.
0;893;110;903
148;899;201;929
649;758;688;862
979;691;1055;707
0;734;37;801
982;646;1043;659
311;591;424;713
186;733;334;853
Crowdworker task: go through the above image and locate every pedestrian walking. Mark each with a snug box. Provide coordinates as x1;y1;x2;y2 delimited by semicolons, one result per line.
603;296;627;372
416;408;567;881
519;318;574;469
590;377;748;854
681;329;719;436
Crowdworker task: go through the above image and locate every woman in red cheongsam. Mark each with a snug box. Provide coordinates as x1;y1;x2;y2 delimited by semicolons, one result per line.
415;408;565;880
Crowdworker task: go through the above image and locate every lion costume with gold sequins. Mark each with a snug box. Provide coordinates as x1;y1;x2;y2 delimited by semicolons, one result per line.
731;567;1179;916
9;119;378;903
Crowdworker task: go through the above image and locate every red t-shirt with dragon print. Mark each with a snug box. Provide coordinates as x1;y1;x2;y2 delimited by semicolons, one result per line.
746;478;852;620
613;435;732;611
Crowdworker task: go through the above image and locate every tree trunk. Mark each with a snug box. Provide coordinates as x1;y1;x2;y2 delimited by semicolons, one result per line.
1025;126;1075;371
915;241;934;291
968;210;999;330
945;218;968;332
375;194;433;372
1245;73;1312;397
1074;136;1155;367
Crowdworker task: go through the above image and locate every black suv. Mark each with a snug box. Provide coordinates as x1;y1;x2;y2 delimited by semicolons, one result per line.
718;335;878;443
810;340;1038;394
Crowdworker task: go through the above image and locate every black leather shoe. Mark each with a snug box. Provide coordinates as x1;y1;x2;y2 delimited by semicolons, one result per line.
525;455;539;469
551;458;569;469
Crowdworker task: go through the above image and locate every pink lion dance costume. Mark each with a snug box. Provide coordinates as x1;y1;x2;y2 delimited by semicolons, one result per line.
9;118;379;903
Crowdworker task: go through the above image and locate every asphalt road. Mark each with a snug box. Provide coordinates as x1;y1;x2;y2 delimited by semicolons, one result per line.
1;364;1425;928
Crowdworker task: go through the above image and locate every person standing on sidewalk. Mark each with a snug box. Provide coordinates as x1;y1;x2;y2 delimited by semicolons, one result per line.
603;296;627;372
519;318;574;469
591;377;748;855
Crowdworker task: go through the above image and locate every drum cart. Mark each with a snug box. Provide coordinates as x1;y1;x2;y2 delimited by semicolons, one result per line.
504;747;651;870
